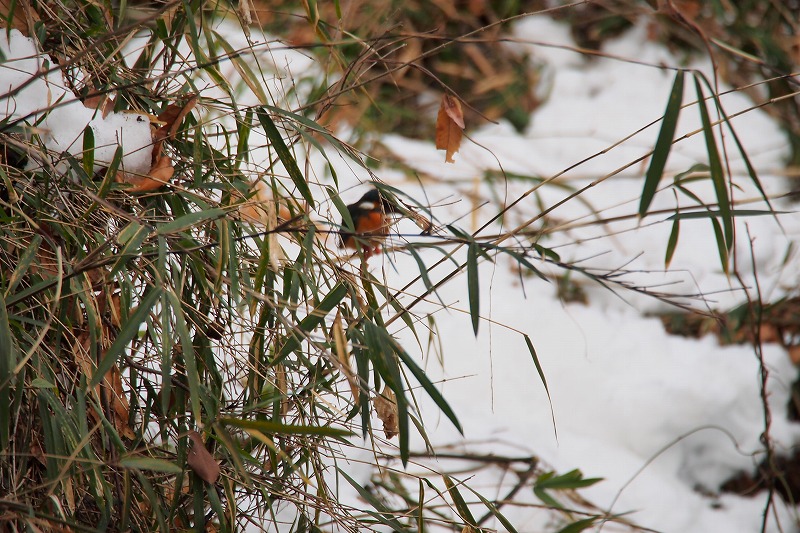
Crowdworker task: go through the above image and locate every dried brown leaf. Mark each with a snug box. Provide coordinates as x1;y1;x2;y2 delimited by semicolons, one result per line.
120;154;174;193
333;313;359;404
187;431;220;484
435;94;464;163
790;345;800;366
373;386;399;439
156;95;198;141
0;0;40;35
82;94;116;118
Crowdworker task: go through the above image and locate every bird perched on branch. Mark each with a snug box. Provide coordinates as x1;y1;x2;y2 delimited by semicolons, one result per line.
339;188;402;258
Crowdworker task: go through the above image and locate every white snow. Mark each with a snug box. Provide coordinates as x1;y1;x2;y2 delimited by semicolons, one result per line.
0;29;153;176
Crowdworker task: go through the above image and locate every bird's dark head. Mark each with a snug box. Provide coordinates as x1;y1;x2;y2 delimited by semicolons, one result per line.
356;188;399;213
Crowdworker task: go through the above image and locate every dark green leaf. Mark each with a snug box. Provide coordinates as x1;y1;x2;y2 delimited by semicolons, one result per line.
557;517;600;533
666;209;786;221
120;457;183;474
339;470;408;531
524;335;556;438
443;475;477;527
155;207;227;236
665;217;680;269
467;242;480;336
640;70;684;217
275;282;348;363
693;75;732;251
394;344;463;435
0;293;18;449
220;418;352;438
256;109;314;208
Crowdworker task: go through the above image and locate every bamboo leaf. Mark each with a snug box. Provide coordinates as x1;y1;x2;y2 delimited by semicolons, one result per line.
465;486;520;533
467;242;480;336
82;124;95;176
557;517;600;533
710;217;729;275
166;289;202;424
120;457;183;474
275;282;347;363
155;207;228;236
0;293;18;450
256;109;314;208
665;217;680;269
639;70;684;217
693;75;732;252
90;287;161;388
220;417;352;438
339;470;408;531
393;343;463;435
667;209;786;221
110;222;149;278
443;475;477;527
524;334;556;438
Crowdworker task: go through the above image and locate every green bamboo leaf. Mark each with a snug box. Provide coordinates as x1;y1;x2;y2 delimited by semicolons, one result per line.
256;109;314;208
693;75;732;251
0;293;18;450
120;457;182;474
264;104;368;172
465;486;520;533
166;289;202;424
82;124;95;176
220;418;352;438
639;70;684;217
711;217;729;275
339;469;408;531
90;287;161;388
363;321;410;462
693;71;773;212
665;217;680;269
393;343;463;435
275;282;347;363
467;242;480;336
524;334;556;437
110;221;149;278
134;470;168;531
667;209;786;221
214;31;270;105
5;234;40;295
536;469;602;490
443;475;477;527
557;517;600;533
155;207;228;236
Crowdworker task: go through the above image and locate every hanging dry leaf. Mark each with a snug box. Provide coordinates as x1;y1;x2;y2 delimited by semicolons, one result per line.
155;95;198;141
333;312;359;404
435;94;464;163
0;0;41;35
187;431;220;484
373;386;399;439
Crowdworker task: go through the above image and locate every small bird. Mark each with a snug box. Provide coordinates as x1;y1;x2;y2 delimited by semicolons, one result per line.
339;189;401;258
